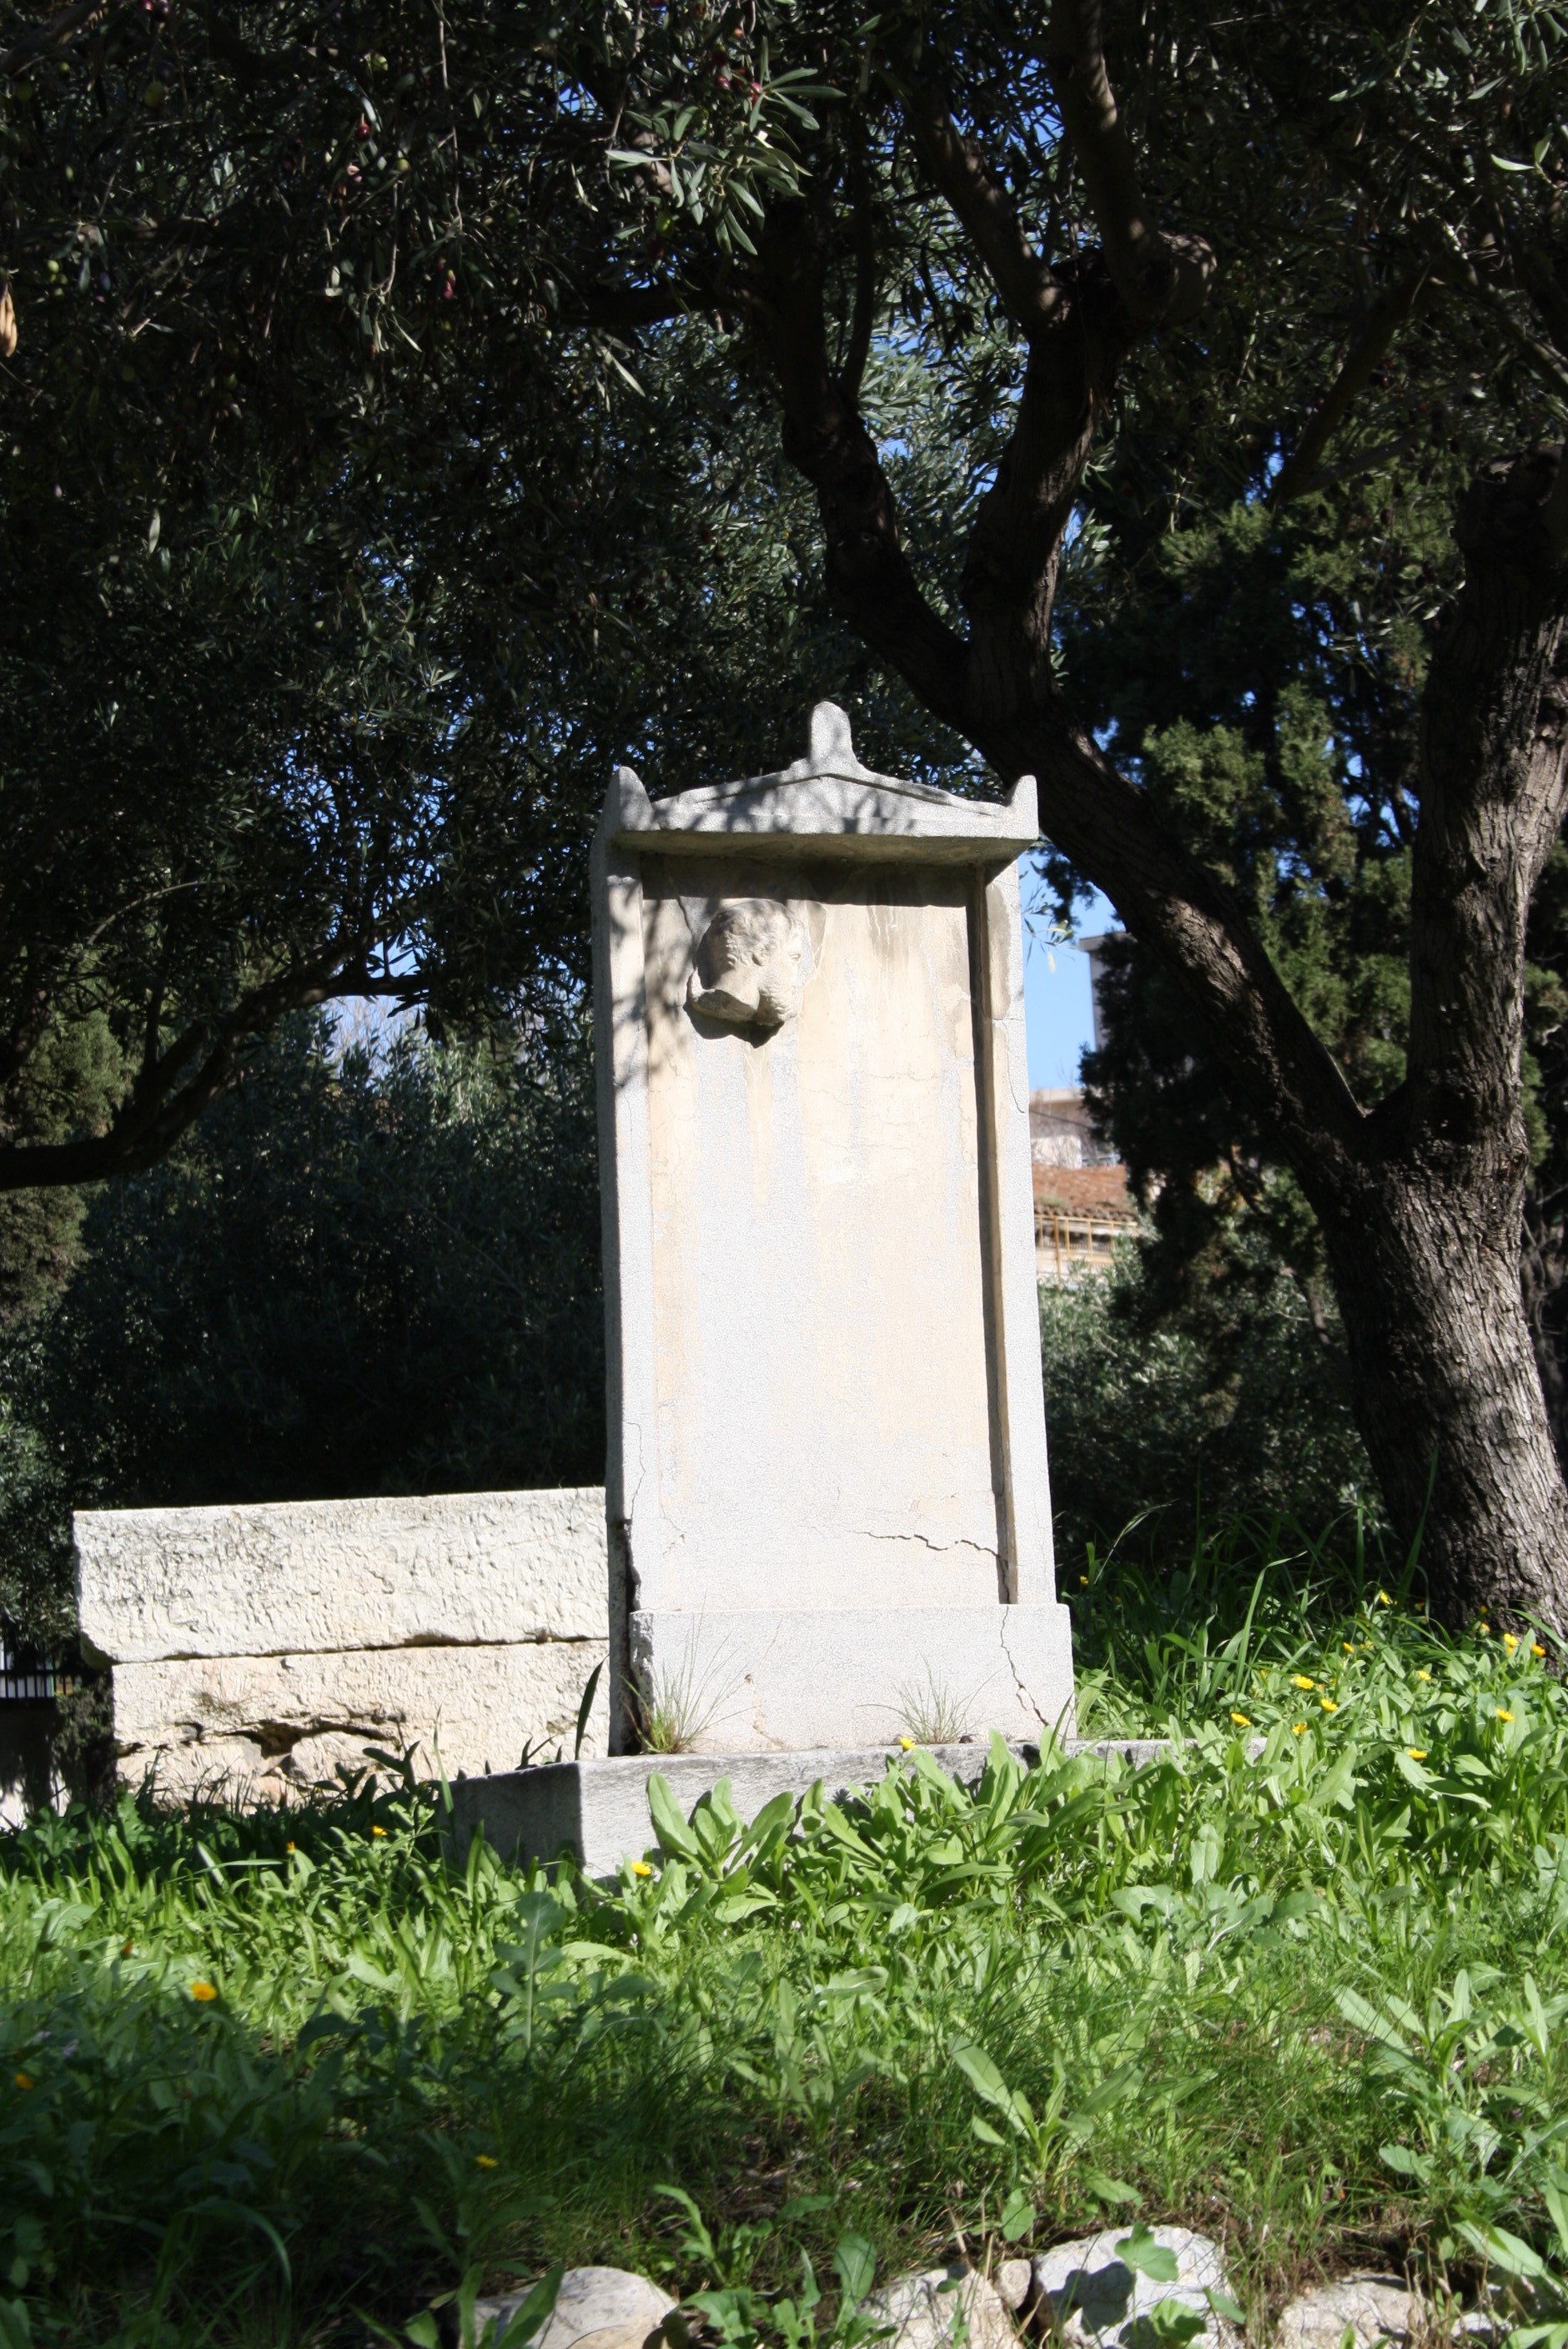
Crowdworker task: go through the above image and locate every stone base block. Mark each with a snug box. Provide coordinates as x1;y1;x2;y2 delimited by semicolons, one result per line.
450;1736;1171;1879
626;1602;1075;1753
114;1640;609;1802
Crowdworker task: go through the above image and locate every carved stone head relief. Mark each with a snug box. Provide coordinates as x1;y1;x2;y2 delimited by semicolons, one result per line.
687;898;807;1034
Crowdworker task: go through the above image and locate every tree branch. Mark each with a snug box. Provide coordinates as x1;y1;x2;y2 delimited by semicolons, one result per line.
901;78;1063;333
840;133;877;401
1043;0;1214;328
564;281;701;332
1514;240;1568;360
0;946;408;1192
1271;270;1429;508
0;0;120;80
751;204;971;728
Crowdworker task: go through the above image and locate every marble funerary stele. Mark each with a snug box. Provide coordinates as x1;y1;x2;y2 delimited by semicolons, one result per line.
591;702;1075;1753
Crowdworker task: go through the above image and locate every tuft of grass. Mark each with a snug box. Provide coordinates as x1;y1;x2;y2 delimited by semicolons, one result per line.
893;1668;973;1747
3;1520;1568;2345
631;1626;739;1755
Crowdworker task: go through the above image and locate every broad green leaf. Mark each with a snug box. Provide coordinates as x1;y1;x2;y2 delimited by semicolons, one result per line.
1116;2226;1180;2284
646;1774;702;1863
834;2231;877;2307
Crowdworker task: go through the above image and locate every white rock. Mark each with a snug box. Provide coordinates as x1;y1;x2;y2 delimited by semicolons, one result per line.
1033;2227;1239;2349
473;2266;676;2349
862;2266;1018;2349
996;2261;1033;2313
1273;2276;1429;2349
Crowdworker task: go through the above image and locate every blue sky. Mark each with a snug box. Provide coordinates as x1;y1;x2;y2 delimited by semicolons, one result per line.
1019;859;1117;1090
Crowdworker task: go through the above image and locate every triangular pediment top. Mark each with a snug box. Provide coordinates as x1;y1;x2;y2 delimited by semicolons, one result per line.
601;702;1037;853
691;701;954;804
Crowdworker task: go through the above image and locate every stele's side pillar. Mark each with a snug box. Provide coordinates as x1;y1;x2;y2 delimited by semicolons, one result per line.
591;702;1074;1754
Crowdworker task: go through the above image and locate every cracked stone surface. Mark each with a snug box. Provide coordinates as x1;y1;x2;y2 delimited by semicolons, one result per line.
77;1486;606;1665
113;1640;609;1798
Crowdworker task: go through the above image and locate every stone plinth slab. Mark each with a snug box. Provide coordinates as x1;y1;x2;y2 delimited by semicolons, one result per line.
76;1486;606;1665
450;1738;1171;1879
627;1603;1074;1751
116;1638;609;1799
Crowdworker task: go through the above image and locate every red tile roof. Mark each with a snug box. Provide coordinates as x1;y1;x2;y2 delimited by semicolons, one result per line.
1033;1163;1137;1223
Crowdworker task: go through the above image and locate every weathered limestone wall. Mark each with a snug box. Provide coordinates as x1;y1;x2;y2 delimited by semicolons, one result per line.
74;1488;610;1799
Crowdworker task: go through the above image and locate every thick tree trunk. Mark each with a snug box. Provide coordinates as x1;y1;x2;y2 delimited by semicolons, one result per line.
1319;1156;1568;1626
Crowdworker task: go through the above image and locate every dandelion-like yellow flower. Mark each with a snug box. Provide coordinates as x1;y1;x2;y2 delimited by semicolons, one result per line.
190;1981;218;2002
13;2071;33;2090
1079;1575;1089;1587
1376;1592;1392;1607
475;2154;499;2170
631;1859;653;1878
1535;1643;1548;1659
1230;1712;1252;1728
1496;1708;1515;1723
1416;1669;1432;1682
1320;1698;1339;1713
1291;1675;1316;1691
1292;1723;1307;1736
1504;1632;1519;1652
1342;1642;1355;1655
286;1840;297;1853
1407;1748;1428;1762
898;1736;916;1751
1480;1622;1490;1633
371;1824;388;1838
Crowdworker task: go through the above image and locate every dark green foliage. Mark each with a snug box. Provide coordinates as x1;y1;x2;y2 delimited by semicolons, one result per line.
0;1014;604;1650
1046;482;1434;1305
1040;1254;1377;1562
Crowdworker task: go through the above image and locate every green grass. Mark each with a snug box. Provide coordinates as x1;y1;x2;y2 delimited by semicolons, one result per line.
6;1519;1568;2346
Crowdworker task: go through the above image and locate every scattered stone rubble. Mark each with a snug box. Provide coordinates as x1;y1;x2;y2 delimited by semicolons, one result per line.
459;2240;1505;2349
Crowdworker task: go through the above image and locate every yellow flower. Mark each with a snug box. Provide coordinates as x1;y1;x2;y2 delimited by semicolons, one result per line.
631;1859;653;1878
190;1981;219;2003
1480;1622;1490;1633
1078;1575;1089;1587
475;2154;499;2170
1534;1643;1548;1659
1319;1698;1339;1713
1291;1675;1316;1691
1496;1708;1515;1723
371;1824;388;1838
1407;1748;1428;1762
285;1841;297;1853
898;1736;916;1751
1342;1642;1354;1655
1503;1632;1519;1652
1376;1592;1392;1607
1416;1669;1432;1682
13;2071;33;2090
1230;1712;1252;1728
1292;1723;1307;1736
